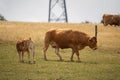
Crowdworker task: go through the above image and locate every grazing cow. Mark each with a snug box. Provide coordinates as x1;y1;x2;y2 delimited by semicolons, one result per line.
43;27;97;62
102;14;120;26
16;38;35;63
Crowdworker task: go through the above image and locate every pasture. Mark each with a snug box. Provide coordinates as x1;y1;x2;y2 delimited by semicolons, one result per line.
0;21;120;80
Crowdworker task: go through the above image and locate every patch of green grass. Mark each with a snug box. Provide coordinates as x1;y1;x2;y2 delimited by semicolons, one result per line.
0;43;120;80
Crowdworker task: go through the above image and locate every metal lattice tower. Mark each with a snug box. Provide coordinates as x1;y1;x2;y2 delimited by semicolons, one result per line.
48;0;68;22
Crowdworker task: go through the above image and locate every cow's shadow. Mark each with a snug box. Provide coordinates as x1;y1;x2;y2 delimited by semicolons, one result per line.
45;60;99;64
19;61;36;64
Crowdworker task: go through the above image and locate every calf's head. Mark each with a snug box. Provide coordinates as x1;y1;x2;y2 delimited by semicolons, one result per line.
88;37;97;50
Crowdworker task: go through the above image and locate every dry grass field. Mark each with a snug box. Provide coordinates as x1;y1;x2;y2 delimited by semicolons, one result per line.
0;21;120;80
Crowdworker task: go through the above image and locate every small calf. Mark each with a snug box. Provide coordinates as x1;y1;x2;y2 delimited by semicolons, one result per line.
16;38;35;63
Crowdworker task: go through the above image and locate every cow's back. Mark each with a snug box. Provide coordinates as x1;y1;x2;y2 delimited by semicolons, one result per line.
53;29;72;48
16;40;30;52
45;29;89;49
103;14;120;26
68;30;89;44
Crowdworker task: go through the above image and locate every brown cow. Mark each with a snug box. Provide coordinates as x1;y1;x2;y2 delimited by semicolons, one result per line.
43;28;97;62
102;14;120;26
16;38;35;63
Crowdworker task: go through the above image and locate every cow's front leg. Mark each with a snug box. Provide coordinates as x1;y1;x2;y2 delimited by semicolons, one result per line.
71;49;75;61
55;48;63;61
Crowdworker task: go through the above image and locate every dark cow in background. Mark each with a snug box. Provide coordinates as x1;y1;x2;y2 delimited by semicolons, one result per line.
43;26;97;62
102;14;120;26
16;38;35;63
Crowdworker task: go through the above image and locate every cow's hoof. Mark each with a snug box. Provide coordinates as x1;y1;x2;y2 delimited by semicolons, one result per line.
21;60;24;63
71;60;74;62
60;59;63;61
33;61;36;64
44;58;48;61
28;61;31;64
78;60;81;63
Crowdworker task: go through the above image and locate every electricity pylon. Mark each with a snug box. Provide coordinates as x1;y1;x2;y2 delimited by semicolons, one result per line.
48;0;68;22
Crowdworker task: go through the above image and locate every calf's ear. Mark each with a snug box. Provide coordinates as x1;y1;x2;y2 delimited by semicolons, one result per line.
29;37;31;40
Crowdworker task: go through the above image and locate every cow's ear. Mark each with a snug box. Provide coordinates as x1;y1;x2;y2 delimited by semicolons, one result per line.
92;37;97;41
89;37;96;42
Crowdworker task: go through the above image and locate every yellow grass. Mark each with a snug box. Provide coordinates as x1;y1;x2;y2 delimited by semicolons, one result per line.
0;21;120;50
0;21;120;80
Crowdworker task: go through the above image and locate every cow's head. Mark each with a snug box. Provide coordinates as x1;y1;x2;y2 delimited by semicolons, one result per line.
88;37;97;50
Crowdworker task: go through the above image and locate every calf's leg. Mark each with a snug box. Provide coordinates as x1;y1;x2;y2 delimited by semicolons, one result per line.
27;51;31;63
32;49;36;64
18;51;22;62
31;46;36;63
21;52;24;63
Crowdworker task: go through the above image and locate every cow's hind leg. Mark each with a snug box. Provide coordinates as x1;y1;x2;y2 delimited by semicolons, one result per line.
55;48;63;61
71;49;75;61
75;51;81;62
43;43;49;61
